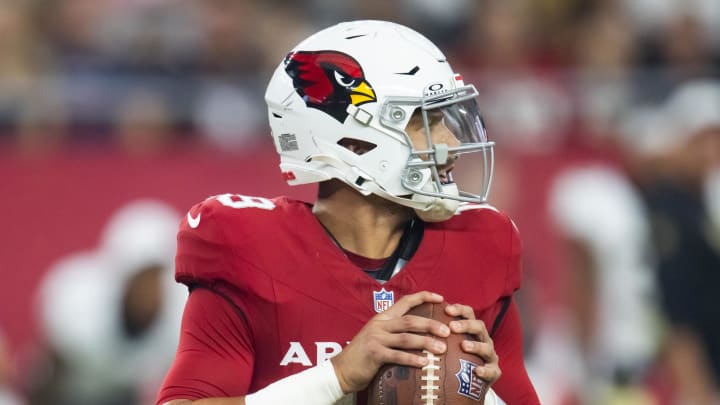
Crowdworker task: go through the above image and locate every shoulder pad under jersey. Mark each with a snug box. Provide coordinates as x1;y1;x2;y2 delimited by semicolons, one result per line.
437;202;523;293
175;194;296;287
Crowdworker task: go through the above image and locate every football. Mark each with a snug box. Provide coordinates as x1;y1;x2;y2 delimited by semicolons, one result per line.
365;301;492;405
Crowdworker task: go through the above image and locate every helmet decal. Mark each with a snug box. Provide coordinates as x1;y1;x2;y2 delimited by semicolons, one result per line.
284;50;377;123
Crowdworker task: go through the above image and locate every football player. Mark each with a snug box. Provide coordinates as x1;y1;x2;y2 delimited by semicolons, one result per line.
157;20;539;405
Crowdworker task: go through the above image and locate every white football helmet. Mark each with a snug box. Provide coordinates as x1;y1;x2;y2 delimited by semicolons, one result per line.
265;20;494;221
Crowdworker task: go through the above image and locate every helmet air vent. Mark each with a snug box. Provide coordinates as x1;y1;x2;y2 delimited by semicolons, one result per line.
337;138;377;155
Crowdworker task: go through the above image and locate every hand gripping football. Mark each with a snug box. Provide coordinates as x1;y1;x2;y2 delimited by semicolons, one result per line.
365;301;493;405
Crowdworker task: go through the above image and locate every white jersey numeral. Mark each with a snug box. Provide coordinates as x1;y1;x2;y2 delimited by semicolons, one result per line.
215;194;276;210
279;341;345;366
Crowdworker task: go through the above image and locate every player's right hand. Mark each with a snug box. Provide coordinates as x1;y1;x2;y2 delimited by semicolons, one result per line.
330;291;451;394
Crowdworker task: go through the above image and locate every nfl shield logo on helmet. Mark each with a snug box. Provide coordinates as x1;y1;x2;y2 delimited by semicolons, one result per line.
455;359;485;400
373;288;394;313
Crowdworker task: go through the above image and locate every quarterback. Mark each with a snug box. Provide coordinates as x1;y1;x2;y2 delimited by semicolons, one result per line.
157;21;540;405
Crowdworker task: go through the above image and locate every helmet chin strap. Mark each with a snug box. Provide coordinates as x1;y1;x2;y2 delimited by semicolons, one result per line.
365;181;460;222
308;151;460;221
411;182;460;222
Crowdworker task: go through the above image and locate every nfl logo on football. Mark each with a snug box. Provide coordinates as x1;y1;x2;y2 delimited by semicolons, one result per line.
455;359;484;400
373;288;394;313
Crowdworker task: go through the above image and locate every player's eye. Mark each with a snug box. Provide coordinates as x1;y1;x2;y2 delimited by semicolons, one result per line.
334;70;357;88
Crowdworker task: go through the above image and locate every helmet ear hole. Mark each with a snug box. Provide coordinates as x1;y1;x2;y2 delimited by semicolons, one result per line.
337;137;377;155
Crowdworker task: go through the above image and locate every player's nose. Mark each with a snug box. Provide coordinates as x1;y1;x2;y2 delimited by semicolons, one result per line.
433;125;461;148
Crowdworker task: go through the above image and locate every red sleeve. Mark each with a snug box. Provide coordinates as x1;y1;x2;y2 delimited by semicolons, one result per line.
491;299;540;405
156;287;254;404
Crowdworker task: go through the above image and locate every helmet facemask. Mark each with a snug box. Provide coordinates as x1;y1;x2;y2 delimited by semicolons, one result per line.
378;85;495;221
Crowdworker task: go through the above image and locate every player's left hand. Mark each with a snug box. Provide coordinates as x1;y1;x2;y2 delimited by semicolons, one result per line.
445;303;501;385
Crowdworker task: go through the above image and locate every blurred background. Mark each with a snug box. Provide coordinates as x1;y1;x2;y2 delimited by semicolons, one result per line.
1;0;719;404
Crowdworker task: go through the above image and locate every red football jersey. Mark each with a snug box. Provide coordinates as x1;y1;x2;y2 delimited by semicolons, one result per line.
157;194;539;404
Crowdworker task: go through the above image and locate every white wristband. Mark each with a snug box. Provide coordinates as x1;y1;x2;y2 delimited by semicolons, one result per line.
485;387;502;405
245;360;345;405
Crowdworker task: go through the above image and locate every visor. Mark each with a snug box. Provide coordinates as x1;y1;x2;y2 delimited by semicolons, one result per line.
403;85;495;203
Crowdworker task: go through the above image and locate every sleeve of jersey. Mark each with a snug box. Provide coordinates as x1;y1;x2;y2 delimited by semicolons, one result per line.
490;300;541;404
175;199;240;287
156;288;254;403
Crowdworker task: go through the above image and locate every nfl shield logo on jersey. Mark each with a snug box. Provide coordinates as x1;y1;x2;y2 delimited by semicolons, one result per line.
455;359;484;400
373;288;394;313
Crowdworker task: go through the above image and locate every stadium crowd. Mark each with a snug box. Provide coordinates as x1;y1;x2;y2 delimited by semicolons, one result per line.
0;0;715;153
1;0;719;404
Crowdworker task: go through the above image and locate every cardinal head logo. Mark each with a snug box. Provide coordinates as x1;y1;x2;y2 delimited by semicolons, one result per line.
284;50;377;123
